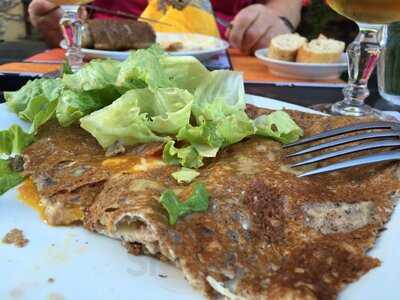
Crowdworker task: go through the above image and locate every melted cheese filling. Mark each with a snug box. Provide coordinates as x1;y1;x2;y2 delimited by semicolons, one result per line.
18;179;46;220
102;157;165;173
19;156;165;224
130;158;166;172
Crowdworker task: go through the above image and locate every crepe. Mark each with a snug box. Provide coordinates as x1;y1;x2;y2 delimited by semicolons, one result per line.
22;108;400;299
22;121;164;225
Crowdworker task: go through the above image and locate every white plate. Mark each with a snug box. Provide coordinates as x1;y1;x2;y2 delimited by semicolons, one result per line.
255;48;348;80
0;95;399;300
62;32;230;61
156;32;229;61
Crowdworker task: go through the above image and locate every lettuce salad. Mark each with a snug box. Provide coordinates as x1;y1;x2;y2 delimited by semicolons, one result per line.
0;45;303;195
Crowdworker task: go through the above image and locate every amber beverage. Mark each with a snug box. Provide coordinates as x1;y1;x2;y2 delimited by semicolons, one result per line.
326;0;400;24
321;0;400;117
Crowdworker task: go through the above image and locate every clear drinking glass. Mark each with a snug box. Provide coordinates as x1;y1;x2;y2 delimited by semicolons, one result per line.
325;0;400;117
378;22;400;105
50;1;92;72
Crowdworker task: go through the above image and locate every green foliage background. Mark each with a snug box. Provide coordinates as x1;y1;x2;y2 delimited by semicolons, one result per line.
298;0;358;45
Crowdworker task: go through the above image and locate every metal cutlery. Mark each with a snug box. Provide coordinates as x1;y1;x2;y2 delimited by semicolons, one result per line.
285;121;400;177
215;17;233;30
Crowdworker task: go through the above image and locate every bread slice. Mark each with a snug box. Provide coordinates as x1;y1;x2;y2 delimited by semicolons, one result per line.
296;35;345;64
268;33;307;62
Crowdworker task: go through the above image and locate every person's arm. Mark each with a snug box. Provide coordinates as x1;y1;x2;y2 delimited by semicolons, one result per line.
266;0;302;29
29;0;63;48
228;0;303;54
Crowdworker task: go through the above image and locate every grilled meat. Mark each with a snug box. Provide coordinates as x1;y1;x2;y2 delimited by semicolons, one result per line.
82;19;156;51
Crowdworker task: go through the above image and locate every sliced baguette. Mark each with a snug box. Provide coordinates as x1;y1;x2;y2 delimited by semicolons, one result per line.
268;33;307;62
296;34;345;64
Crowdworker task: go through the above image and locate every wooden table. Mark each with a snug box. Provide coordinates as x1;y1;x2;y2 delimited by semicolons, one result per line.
0;47;389;110
229;49;342;84
0;48;342;84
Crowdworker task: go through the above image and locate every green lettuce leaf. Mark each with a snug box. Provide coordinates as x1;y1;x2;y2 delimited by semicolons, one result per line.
148;88;193;135
216;111;256;146
176;120;222;158
192;70;245;122
5;78;63;133
61;61;73;75
56;89;119;127
62;59;121;91
255;111;303;144
177;120;223;148
57;91;99;127
160;190;190;225
163;141;204;169
159;182;209;224
160;56;211;94
171;167;200;183
0;125;34;157
79;87;193;148
116;45;171;91
162;140;180;165
19;96;58;134
191;144;219;158
176;111;255;158
0;159;24;195
80;89;166;148
4;78;63;114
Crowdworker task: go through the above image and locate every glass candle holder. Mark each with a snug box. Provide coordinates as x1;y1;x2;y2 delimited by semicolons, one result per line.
60;4;85;72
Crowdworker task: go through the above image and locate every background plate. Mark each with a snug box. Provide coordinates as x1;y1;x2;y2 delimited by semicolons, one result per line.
0;95;398;300
255;48;348;81
63;32;230;62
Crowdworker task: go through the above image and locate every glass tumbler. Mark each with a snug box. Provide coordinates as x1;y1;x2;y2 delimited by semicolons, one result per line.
378;22;400;105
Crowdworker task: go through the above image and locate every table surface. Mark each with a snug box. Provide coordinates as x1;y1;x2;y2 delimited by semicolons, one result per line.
0;42;398;111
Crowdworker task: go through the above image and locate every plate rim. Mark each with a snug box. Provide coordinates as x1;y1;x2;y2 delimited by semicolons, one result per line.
156;32;230;56
255;48;348;68
61;32;230;58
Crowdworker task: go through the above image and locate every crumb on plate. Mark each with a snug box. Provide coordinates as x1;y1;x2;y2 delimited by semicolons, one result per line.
2;228;29;248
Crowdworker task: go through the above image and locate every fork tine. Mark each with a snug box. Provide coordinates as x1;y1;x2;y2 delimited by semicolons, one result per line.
284;121;397;148
287;130;400;158
298;150;400;177
292;140;400;167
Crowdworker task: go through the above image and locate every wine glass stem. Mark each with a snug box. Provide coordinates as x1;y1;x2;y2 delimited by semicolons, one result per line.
60;5;84;72
343;25;383;107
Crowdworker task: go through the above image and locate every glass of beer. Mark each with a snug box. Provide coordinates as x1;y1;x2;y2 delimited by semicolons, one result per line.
325;0;400;117
50;0;92;72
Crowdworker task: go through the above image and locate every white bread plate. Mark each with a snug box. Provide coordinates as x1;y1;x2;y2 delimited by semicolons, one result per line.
255;48;348;80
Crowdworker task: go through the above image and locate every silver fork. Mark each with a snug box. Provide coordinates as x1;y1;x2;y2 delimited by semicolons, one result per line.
285;121;400;177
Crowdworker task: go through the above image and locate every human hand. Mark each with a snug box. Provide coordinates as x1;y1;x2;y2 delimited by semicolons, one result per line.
29;0;63;47
227;4;292;54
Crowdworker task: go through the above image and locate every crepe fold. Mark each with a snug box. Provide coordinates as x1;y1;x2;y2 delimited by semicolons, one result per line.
23;109;400;299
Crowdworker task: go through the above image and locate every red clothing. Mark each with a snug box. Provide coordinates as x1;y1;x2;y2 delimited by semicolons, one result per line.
92;0;309;36
92;0;257;36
